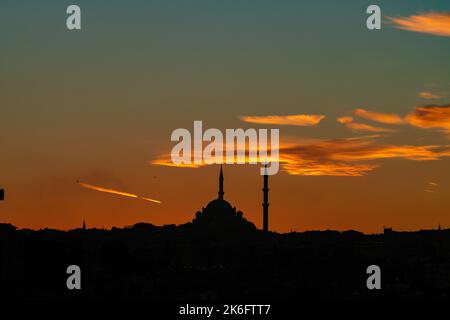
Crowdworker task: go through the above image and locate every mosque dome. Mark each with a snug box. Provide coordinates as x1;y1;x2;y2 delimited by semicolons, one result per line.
205;198;233;213
192;165;256;234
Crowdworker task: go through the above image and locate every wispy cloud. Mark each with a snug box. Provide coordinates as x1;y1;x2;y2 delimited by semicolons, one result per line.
350;105;450;135
152;135;450;177
418;91;445;99
77;181;161;204
337;116;396;133
406;104;450;132
281;156;378;177
152;105;450;176
279;135;450;176
387;12;450;37
240;114;325;126
424;181;439;193
150;146;279;169
150;158;202;168
353;108;405;125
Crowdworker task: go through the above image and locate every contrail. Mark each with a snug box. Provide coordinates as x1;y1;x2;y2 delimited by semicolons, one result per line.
77;181;161;204
141;196;162;204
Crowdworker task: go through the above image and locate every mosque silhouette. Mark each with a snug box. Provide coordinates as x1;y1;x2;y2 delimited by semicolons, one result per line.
191;165;259;235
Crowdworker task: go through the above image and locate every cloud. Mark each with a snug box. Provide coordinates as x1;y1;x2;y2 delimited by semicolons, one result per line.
281;154;378;177
152;135;450;177
77;181;161;204
350;105;450;135
418;91;445;99
406;104;450;132
353;109;405;125
278;136;450;176
337;116;396;133
152;105;450;176
150;147;278;169
240;114;325;126
150;157;202;168
387;12;450;37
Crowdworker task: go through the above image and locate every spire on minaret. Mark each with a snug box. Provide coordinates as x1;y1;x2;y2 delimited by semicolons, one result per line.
263;165;269;232
218;165;224;200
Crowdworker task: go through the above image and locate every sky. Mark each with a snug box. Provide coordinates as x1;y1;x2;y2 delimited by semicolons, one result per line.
1;0;450;233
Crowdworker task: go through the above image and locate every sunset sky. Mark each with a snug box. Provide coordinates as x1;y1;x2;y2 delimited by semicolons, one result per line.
1;0;450;233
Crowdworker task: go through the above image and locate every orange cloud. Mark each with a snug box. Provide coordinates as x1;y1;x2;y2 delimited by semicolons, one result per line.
418;91;445;99
240;114;325;126
278;135;450;176
387;12;450;37
150;147;279;168
77;181;161;204
281;154;378;177
337;116;396;133
353;109;405;125
152;135;450;177
150;157;202;168
406;104;450;132
330;144;448;161
350;105;450;135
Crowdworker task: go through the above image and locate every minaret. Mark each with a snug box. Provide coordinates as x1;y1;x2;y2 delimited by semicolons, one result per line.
82;220;86;230
218;165;224;200
263;165;269;232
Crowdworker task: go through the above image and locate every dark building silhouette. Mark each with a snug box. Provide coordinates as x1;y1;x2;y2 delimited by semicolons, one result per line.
2;168;450;300
192;164;270;233
0;188;4;201
262;166;269;232
192;165;256;235
218;165;224;200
